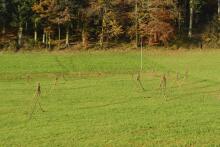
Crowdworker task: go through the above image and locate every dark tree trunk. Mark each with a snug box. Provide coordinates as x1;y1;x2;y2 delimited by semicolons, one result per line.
188;0;194;38
17;23;23;50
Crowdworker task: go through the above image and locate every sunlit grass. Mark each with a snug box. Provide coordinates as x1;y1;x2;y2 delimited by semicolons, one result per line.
0;50;219;146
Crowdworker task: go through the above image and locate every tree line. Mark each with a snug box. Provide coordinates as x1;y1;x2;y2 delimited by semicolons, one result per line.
0;0;219;50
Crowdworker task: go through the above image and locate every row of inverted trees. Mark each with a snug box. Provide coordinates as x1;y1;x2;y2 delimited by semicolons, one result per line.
0;0;219;49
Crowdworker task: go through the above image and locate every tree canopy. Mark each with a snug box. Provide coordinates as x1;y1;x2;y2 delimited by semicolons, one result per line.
0;0;219;50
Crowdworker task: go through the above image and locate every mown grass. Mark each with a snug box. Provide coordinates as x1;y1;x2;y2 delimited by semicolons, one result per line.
0;50;220;146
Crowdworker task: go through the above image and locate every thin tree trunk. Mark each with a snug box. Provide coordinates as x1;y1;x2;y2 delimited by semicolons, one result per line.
45;33;48;48
106;31;109;49
25;21;28;34
47;32;51;49
65;27;69;47
17;23;23;48
58;24;61;41
184;0;188;29
218;0;220;39
58;24;61;48
100;15;105;49
42;33;45;44
34;31;37;43
1;0;6;35
135;0;139;48
218;0;220;19
34;20;37;43
188;0;193;38
176;2;181;33
100;6;107;49
82;23;88;49
178;12;181;33
140;37;143;71
2;23;6;34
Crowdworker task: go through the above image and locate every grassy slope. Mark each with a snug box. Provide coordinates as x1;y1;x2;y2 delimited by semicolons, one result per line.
0;50;219;146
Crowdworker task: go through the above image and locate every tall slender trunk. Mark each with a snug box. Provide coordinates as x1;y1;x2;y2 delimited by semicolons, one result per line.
100;5;108;49
34;31;37;43
58;24;61;41
2;22;6;35
65;27;69;47
82;22;88;49
106;31;109;48
45;32;48;48
178;11;181;33
42;33;45;44
25;21;28;34
218;0;220;19
34;20;38;43
1;18;6;35
177;3;182;34
100;23;104;49
140;37;143;71
17;23;23;48
58;24;61;48
100;13;105;49
1;0;6;35
48;32;51;49
218;0;220;39
188;0;193;38
184;0;188;29
135;0;139;48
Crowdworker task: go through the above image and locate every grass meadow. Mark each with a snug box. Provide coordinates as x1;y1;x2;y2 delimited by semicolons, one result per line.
0;50;220;146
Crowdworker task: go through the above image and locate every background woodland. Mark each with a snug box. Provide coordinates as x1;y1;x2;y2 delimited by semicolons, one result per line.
0;0;219;50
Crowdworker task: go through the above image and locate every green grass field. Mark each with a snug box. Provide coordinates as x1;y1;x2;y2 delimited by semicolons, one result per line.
0;50;220;147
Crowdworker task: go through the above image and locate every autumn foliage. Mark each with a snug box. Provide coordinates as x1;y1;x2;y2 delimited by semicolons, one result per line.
141;0;177;46
0;0;219;49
